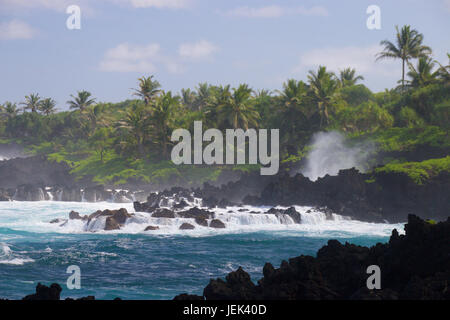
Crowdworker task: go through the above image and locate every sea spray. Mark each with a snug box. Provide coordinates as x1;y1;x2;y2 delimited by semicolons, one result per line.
301;131;376;181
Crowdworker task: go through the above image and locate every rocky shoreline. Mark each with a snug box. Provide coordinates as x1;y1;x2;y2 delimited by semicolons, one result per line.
174;215;450;300
1;155;449;224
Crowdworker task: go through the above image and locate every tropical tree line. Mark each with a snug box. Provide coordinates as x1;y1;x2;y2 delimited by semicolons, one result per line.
0;25;449;165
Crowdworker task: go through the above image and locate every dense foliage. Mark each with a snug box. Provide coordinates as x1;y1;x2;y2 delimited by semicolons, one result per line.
1;26;449;186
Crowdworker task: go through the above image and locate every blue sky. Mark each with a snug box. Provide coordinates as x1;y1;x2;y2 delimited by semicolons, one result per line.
1;0;449;110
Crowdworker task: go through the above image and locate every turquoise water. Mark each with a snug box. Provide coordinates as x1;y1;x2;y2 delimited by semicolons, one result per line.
0;201;404;300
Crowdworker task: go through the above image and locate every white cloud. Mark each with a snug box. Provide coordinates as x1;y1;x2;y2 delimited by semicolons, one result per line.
126;0;191;9
225;5;329;18
0;0;77;11
99;43;184;73
178;40;218;60
293;45;399;77
0;0;191;12
0;20;36;40
100;43;160;73
100;40;217;73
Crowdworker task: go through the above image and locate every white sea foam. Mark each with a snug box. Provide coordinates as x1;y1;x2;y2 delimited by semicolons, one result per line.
0;243;35;265
0;201;405;239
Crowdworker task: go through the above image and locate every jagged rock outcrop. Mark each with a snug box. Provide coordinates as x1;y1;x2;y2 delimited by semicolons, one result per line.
151;208;176;218
18;283;120;300
266;207;301;224
22;283;62;301
133;187;195;213
67;208;133;231
178;207;214;220
245;169;450;223
175;215;450;300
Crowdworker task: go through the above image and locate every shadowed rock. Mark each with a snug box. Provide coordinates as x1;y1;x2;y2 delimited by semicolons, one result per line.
22;283;62;300
209;219;226;228
144;225;159;231
152;208;175;218
179;223;195;230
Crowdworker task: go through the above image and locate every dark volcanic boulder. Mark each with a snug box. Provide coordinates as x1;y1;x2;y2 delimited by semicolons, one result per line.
152;208;175;218
209;219;226;228
203;267;258;300
173;199;189;209
22;283;62;301
178;207;214;220
144;225;159;231
102;208;133;231
195;217;208;226
284;207;301;223
133;188;195;212
67;208;133;231
69;210;87;220
266;207;301;224
179;223;195;230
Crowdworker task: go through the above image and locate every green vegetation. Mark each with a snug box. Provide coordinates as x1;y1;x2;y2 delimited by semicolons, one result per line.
375;156;450;185
0;25;449;186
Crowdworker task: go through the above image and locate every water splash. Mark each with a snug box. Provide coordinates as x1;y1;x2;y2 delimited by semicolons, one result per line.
301;131;375;181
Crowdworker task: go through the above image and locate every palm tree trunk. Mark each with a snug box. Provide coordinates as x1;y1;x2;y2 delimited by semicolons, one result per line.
402;58;405;90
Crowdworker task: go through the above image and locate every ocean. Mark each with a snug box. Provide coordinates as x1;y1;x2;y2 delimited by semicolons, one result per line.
0;201;404;300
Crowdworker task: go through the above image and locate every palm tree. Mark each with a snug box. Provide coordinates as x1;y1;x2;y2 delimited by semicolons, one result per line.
338;68;364;87
255;89;272;99
180;88;197;110
406;56;439;88
67;91;96;112
276;79;311;127
277;79;307;109
377;25;432;90
84;104;110;131
0;102;19;119
39;98;57;115
152;91;179;159
218;84;259;130
307;66;339;128
275;79;311;154
117;102;150;158
194;83;216;111
133;76;161;105
21;93;41;113
436;53;450;83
